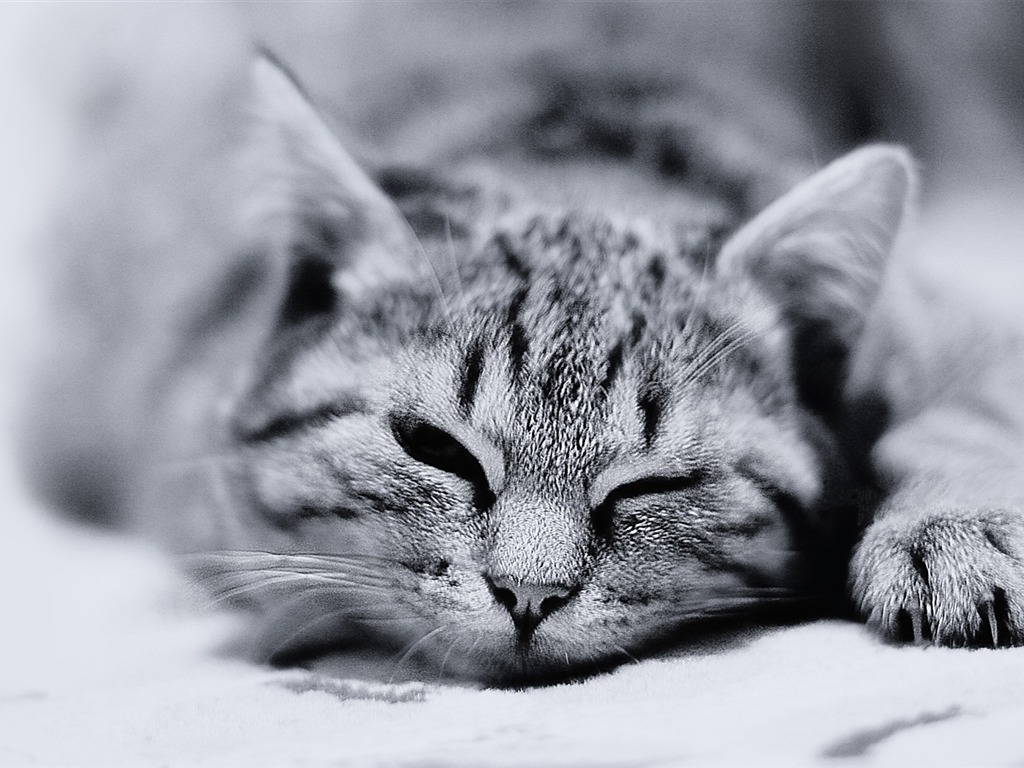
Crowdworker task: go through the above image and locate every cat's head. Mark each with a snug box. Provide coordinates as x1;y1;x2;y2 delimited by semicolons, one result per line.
189;58;913;684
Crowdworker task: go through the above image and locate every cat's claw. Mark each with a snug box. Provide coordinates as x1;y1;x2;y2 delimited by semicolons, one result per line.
906;605;926;645
983;600;1000;647
851;506;1024;648
976;588;1016;648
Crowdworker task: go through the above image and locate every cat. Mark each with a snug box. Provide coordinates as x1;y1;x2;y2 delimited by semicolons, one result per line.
23;5;1024;685
186;57;918;684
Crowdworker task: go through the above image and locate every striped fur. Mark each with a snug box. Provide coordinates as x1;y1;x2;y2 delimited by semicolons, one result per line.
154;59;917;685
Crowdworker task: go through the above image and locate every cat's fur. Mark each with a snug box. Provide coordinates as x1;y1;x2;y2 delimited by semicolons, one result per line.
195;61;914;684
846;192;1024;648
23;4;1024;684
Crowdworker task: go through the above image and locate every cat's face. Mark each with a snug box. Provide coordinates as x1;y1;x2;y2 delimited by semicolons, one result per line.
231;211;829;682
189;59;912;684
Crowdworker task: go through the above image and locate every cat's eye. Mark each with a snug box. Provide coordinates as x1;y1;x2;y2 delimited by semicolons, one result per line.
605;472;705;502
591;471;705;536
390;415;492;498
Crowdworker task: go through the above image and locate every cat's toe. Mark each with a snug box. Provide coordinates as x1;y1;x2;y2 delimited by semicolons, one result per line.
851;506;1024;648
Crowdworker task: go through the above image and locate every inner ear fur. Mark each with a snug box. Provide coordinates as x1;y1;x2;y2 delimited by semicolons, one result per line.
229;53;422;441
717;144;916;416
241;53;417;329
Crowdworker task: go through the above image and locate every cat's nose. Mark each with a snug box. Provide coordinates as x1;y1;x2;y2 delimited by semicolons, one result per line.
485;575;576;640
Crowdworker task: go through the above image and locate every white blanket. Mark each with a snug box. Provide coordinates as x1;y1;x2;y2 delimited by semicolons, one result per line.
3;497;1024;767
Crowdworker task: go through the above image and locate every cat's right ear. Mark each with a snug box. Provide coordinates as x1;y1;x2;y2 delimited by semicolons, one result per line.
241;53;416;328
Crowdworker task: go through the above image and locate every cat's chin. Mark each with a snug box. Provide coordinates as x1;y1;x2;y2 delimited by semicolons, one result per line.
260;617;774;687
240;597;778;686
284;640;631;688
250;614;632;686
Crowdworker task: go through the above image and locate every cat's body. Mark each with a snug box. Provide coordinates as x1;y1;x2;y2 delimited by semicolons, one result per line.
23;3;1024;683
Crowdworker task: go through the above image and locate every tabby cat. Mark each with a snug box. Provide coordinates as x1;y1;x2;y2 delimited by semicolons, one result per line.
29;38;1024;685
189;58;900;682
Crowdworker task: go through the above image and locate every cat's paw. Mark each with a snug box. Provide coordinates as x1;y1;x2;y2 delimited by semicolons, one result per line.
851;505;1024;647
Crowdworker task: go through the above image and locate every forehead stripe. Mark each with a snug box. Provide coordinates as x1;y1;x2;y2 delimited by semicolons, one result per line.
458;340;486;416
600;341;625;397
495;232;531;281
506;286;530;378
638;386;663;449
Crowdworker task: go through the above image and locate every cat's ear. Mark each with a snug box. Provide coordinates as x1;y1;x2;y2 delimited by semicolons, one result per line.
241;53;416;327
717;145;915;414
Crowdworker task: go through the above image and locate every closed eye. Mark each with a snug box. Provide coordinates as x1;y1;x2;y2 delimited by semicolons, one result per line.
606;472;705;501
591;470;705;536
389;414;493;505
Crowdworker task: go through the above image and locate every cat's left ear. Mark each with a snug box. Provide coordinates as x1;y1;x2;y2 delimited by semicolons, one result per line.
717;145;915;413
241;53;417;326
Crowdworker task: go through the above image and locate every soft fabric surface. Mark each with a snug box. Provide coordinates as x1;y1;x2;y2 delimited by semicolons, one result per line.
3;497;1024;767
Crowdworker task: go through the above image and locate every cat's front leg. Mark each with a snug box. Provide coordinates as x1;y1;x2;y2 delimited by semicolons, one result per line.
844;187;1024;649
851;486;1024;647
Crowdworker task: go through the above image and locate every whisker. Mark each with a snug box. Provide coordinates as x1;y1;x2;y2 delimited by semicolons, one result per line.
681;319;765;387
258;604;356;663
201;573;334;606
190;560;400;588
388;626;446;684
453;635;484;682
184;551;415;615
188;550;411;572
188;553;412;585
444;214;466;305
255;596;428;663
398;216;453;329
660;592;809;624
200;573;395;608
196;561;400;583
437;636;462;683
683;253;714;333
333;614;426;623
680;321;738;379
611;643;640;666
